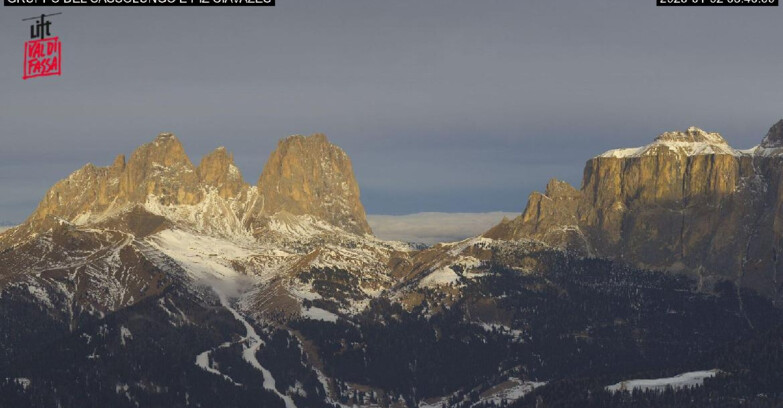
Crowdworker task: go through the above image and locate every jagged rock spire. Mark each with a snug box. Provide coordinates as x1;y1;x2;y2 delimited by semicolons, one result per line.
4;131;373;243
198;147;246;199
119;132;201;205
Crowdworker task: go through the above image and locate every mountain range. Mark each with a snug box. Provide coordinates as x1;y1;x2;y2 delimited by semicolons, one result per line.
1;122;783;407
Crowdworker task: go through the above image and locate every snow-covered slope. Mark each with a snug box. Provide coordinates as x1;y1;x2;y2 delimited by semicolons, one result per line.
0;223;172;321
600;127;741;158
0;131;418;322
124;207;418;321
606;370;719;393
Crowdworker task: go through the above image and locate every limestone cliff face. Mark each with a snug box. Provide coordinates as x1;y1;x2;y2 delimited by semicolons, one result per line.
2;131;371;247
485;179;588;253
577;128;752;267
23;133;203;228
119;133;202;206
197;147;246;199
256;134;372;235
26;154;127;227
488;122;783;298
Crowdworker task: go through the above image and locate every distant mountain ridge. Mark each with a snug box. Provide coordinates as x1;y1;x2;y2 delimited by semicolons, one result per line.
1;125;783;407
486;120;783;299
1;132;370;249
0;131;392;322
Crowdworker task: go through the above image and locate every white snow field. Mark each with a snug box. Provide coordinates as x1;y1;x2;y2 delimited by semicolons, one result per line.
606;369;719;393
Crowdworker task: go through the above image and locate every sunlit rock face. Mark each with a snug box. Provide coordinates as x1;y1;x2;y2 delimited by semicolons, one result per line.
256;133;372;235
0;131;381;318
487;121;783;299
197;146;246;200
3;132;372;243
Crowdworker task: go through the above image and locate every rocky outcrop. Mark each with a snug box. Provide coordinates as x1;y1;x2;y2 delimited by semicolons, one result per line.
197;147;246;199
23;133;202;228
119;133;202;206
256;134;372;235
1;132;372;248
487;122;783;298
485;179;588;253
760;119;783;148
26;154;126;226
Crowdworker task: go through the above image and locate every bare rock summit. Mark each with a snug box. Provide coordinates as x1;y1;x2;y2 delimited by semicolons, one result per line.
1;132;372;248
257;133;372;235
486;120;783;298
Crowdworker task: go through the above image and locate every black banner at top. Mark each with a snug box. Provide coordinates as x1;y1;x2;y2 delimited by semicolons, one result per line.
6;0;273;6
658;0;777;5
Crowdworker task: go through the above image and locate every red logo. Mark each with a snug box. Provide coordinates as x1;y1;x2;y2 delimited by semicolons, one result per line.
22;13;62;80
23;37;61;80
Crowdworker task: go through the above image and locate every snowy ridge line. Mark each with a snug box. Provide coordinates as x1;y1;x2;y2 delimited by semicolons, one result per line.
599;127;742;158
143;189;258;242
135;240;193;287
23;229;133;276
300;306;339;322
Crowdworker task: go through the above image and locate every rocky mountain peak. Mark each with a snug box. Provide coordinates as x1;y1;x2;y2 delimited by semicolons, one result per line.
130;132;192;168
5;131;375;246
600;127;737;158
117;133;201;206
654;127;728;145
760;119;783;148
257;133;372;235
488;120;783;298
544;179;580;199
154;131;176;143
197;147;246;198
111;154;126;171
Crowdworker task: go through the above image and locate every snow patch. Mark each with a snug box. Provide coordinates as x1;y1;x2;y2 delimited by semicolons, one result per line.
144;189;256;240
289;286;323;301
474;379;546;407
120;326;133;346
606;369;719;393
445;236;496;256
147;228;254;286
6;378;31;390
420;266;461;287
478;323;526;343
301;306;339;322
71;211;92;226
25;284;53;309
599;128;740;158
747;145;783;157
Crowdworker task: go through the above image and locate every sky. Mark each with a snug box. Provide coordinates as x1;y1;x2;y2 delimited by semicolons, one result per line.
1;1;782;224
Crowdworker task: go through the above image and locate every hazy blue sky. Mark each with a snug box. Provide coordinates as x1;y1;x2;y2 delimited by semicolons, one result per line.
1;1;781;223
